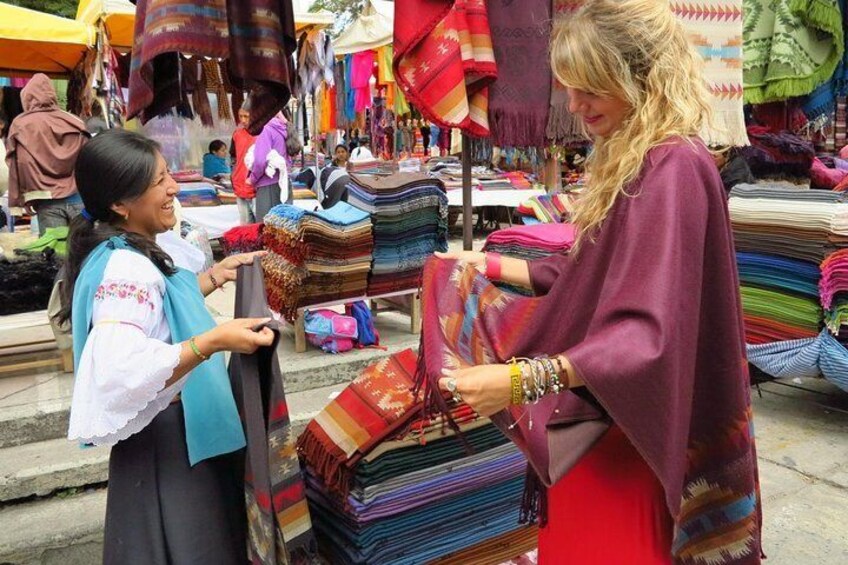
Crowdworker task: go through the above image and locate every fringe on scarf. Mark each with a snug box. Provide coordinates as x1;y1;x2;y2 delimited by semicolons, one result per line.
545;102;585;146
294;427;355;499
701;110;750;147
519;465;548;527
489;109;549;150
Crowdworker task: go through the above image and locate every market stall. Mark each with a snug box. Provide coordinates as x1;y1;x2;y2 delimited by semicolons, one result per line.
0;2;95;76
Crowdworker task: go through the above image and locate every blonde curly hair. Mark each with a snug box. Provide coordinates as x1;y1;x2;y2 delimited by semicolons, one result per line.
551;0;712;246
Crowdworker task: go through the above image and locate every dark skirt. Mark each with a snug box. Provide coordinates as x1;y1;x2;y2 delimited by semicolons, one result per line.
103;402;247;565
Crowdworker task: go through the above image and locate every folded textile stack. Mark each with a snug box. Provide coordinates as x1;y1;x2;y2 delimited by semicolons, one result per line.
820;249;848;333
503;171;533;190
171;170;204;183
738;127;814;184
516;192;579;224
262;202;373;321
348;158;384;174
483;224;576;296
727;184;848;344
479;178;513;191
297;350;537;565
347;173;449;295
221;223;264;256
175;181;222;207
484;223;576;261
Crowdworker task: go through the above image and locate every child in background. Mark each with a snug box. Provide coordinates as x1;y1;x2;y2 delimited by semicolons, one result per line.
231;103;256;224
203;140;231;180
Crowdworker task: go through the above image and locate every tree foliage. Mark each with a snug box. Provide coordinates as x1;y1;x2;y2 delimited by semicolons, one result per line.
309;0;366;36
6;0;78;19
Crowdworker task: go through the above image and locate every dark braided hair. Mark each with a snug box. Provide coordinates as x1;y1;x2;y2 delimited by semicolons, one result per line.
56;130;176;325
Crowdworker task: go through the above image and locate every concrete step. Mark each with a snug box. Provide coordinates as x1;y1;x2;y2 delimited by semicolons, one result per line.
0;383;345;503
0;439;110;502
0;372;72;449
0;488;106;565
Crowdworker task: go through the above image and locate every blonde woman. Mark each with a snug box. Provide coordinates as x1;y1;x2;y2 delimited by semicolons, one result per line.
435;0;761;563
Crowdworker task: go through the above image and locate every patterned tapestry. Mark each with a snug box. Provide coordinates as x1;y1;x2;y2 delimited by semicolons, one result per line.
393;0;498;137
672;0;749;146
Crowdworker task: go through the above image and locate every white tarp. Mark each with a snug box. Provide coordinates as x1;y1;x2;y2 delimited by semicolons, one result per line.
333;0;394;55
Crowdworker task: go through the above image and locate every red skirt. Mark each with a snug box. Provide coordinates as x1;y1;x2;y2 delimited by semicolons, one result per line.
537;425;674;564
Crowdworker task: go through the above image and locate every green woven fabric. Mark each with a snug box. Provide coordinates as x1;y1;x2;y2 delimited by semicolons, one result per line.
743;0;844;104
741;285;822;329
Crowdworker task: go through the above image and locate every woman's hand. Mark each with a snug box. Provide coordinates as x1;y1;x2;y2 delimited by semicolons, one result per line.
438;364;512;417
204;318;275;354
434;250;486;271
211;250;268;286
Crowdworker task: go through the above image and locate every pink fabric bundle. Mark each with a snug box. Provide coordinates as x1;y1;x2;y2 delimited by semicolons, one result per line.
351;51;375;113
820;249;848;310
483;223;576;253
810;158;848;189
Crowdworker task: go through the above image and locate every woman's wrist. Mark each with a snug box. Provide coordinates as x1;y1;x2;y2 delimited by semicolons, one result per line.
194;330;220;356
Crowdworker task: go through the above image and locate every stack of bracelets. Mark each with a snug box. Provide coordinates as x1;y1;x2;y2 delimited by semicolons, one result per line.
508;357;569;405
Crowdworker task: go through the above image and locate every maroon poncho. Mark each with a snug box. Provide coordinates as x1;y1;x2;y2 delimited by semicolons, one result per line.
418;137;762;564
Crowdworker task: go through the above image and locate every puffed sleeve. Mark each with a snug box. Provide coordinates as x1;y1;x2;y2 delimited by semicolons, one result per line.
67;251;187;446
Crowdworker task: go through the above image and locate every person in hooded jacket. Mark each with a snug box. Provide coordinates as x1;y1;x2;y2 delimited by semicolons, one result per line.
248;111;294;221
5;74;89;235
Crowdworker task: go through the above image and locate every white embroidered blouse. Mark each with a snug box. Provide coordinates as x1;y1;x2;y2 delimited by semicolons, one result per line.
67;249;189;446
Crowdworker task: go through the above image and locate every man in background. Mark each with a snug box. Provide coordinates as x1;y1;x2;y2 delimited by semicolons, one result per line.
230;101;256;224
5;74;88;234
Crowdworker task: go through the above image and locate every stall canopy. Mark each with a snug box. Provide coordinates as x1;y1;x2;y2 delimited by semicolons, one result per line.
76;0;333;52
0;2;95;76
333;0;393;55
76;0;135;51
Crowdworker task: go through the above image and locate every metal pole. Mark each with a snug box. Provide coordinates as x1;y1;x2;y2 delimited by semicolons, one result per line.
461;133;473;251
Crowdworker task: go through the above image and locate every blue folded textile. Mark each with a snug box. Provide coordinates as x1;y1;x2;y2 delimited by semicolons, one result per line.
747;329;848;391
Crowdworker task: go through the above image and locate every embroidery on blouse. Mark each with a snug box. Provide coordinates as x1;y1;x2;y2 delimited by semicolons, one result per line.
94;282;156;311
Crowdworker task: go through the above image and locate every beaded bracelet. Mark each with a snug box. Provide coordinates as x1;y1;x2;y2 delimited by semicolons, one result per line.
208;269;223;290
189;336;209;361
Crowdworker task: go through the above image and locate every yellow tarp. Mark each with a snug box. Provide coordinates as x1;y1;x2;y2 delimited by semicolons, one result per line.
0;2;95;75
76;0;135;50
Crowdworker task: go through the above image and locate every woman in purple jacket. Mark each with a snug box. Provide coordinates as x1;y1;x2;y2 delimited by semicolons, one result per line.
249;111;296;220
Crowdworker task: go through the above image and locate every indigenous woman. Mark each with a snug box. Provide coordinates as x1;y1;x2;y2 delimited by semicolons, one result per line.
57;130;274;564
432;0;762;563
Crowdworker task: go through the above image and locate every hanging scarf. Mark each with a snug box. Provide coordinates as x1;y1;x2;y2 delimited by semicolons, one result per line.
743;0;844;105
230;259;315;564
393;0;497;137
72;236;245;465
128;0;296;135
546;0;584;145
487;0;551;148
416;139;763;564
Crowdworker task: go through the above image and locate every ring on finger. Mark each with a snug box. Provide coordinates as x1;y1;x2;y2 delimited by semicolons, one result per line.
445;378;463;403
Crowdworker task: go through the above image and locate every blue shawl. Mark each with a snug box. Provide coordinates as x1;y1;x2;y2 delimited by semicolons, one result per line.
72;236;245;465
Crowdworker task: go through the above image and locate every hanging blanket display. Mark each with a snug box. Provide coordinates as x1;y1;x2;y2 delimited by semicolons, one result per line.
296;349;537;564
671;0;748;146
801;0;848;126
743;0;844;106
127;0;297;135
393;0;498;136
228;259;316;564
486;0;551;148
67;31;126;128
